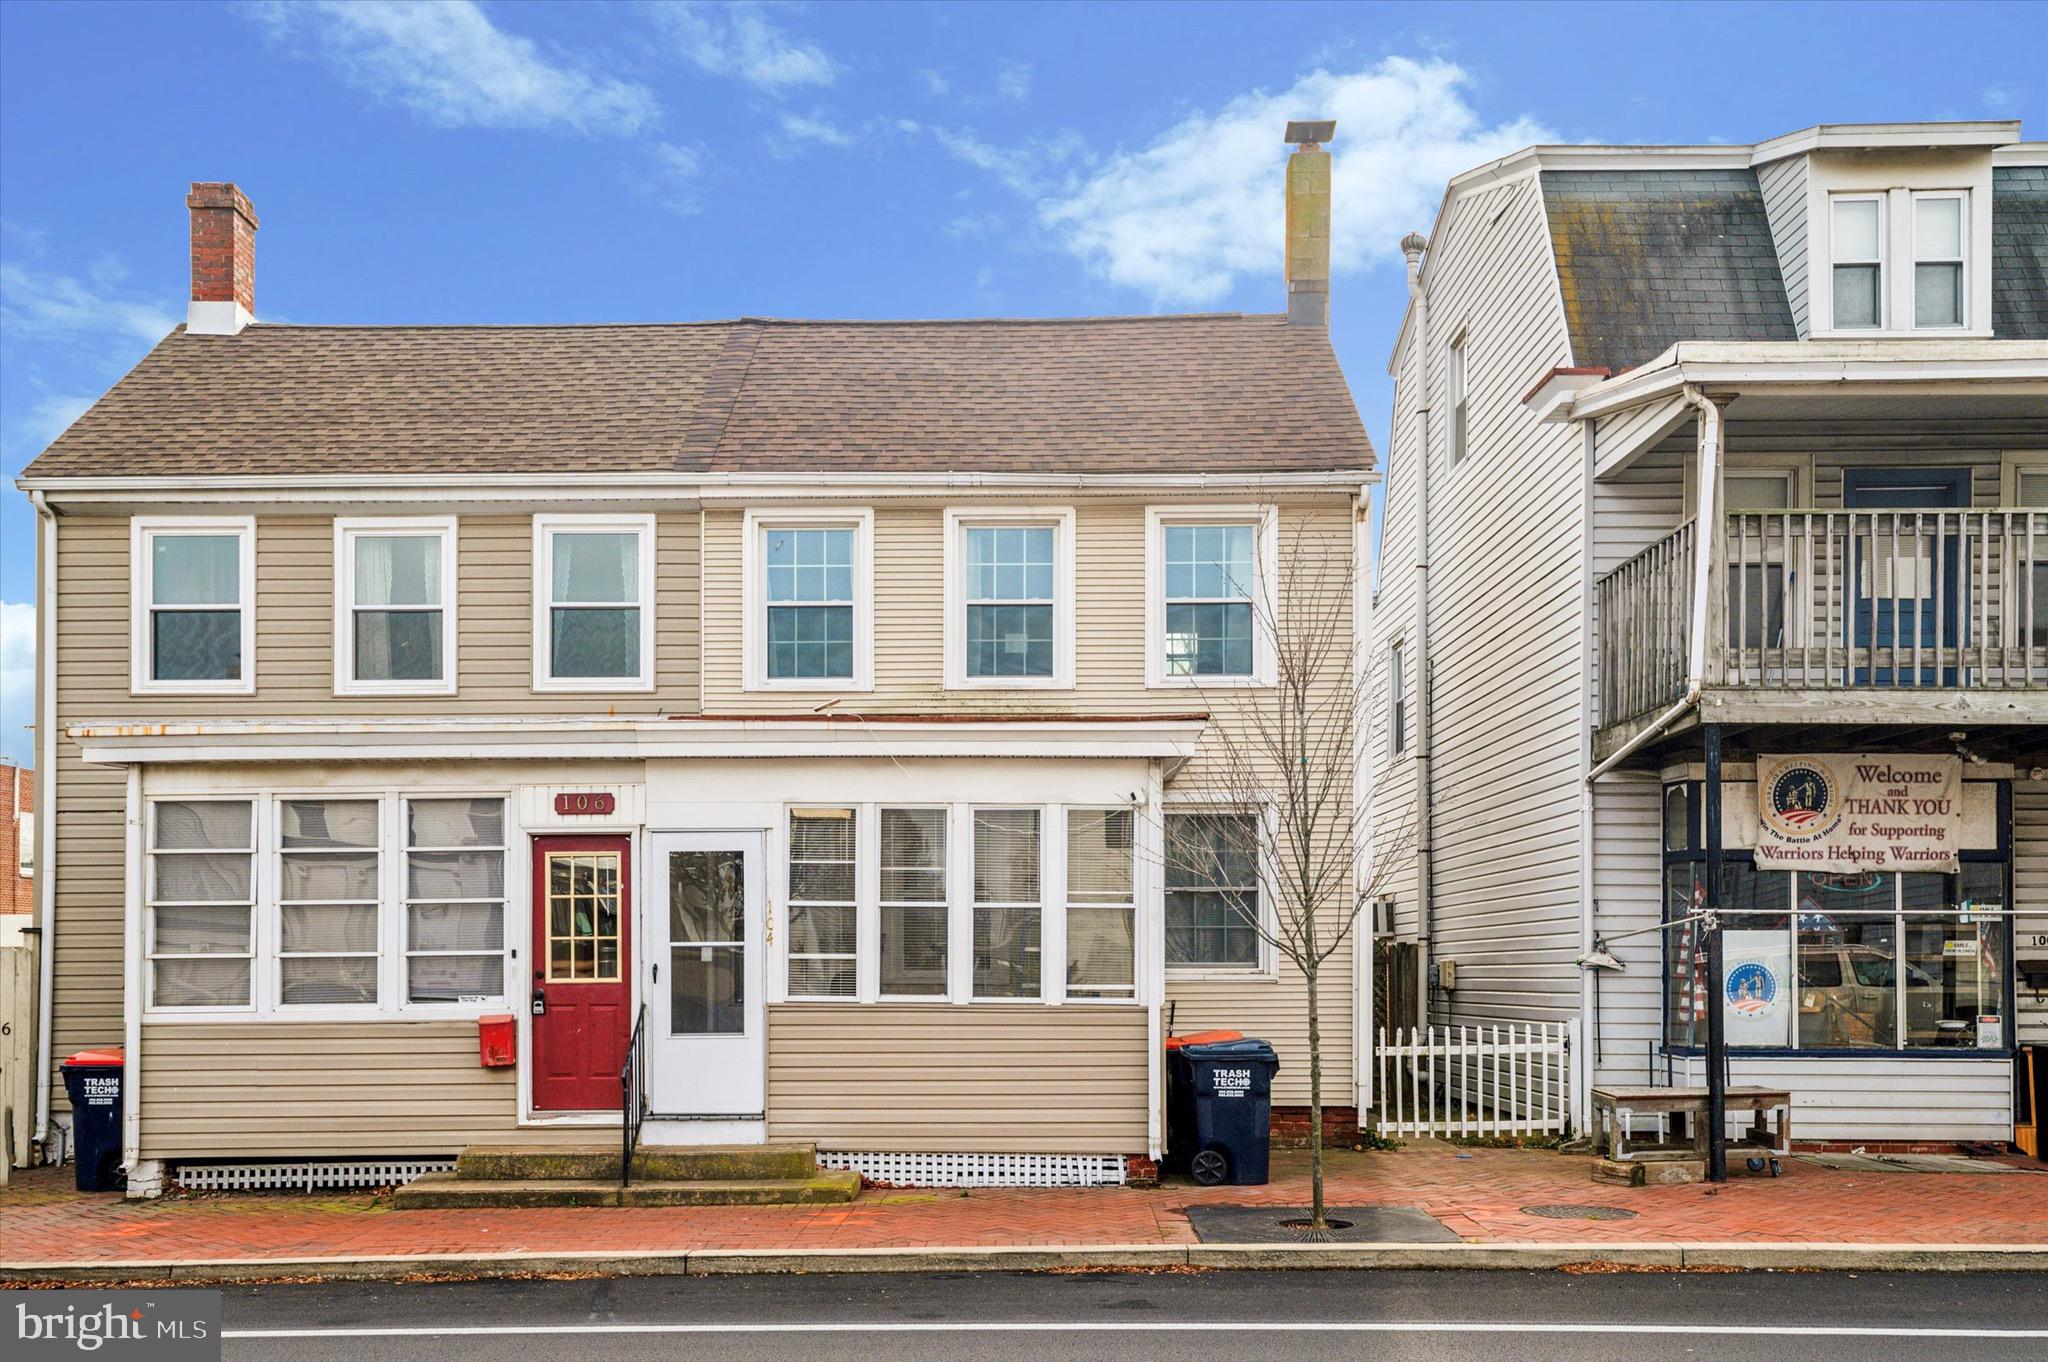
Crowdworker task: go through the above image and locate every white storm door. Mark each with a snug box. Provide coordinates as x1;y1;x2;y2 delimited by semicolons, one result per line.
645;832;765;1116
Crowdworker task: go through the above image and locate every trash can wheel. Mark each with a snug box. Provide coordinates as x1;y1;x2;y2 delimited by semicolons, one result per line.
1746;1156;1765;1173
1190;1146;1231;1187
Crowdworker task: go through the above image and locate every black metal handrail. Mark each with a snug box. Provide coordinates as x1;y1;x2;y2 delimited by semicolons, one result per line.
621;1002;647;1188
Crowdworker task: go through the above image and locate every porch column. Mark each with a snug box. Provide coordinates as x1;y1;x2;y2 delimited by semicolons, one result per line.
1702;723;1728;1183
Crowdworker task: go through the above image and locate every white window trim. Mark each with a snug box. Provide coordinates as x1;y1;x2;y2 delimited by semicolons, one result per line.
2001;451;2048;505
968;803;1049;1003
1910;189;1969;331
531;513;657;693
131;515;256;696
1827;191;1887;332
1446;331;1469;465
1143;504;1280;689
333;516;458;697
941;507;1076;690
1162;794;1278;981
875;803;952;1004
742;507;875;692
785;806;860;1001
144;789;512;1022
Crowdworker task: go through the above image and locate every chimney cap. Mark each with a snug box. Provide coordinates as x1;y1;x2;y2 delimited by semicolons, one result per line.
1400;231;1429;259
1285;119;1336;147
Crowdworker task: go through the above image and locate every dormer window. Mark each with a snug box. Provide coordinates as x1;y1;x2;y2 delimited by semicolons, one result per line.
1830;195;1883;329
1912;192;1966;328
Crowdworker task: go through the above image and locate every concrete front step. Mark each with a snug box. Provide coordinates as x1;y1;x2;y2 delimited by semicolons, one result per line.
453;1143;820;1184
393;1168;862;1210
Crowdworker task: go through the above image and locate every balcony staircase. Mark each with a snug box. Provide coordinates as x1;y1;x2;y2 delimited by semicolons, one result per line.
391;1142;861;1209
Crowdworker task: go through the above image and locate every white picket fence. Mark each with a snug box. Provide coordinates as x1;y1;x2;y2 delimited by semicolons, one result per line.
1375;1020;1577;1138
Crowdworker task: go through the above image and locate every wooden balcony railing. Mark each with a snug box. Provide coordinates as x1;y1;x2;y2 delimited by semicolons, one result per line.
1598;508;2048;729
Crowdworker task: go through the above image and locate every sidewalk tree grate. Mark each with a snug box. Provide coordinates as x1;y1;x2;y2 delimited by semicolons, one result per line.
1521;1204;1639;1220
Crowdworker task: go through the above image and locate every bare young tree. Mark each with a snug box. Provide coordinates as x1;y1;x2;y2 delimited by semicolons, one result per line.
1154;523;1408;1230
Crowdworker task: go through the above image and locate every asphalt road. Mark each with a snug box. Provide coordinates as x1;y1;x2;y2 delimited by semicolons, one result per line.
214;1268;2048;1361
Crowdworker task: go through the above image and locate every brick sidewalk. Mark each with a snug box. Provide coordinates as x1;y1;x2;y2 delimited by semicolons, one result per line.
5;1146;2046;1267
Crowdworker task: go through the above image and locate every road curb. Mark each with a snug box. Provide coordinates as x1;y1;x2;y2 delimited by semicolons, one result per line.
5;1242;2046;1286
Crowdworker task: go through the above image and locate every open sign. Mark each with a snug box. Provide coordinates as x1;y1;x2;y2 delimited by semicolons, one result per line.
553;792;617;816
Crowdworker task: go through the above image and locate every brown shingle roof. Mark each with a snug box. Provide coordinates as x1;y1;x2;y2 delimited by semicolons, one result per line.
23;313;1372;480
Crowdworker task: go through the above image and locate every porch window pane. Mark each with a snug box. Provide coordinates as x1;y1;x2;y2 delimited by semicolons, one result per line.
278;799;380;1008
404;798;507;1003
787;810;856;998
1663;863;1705;1049
152;904;250;955
156;800;252;851
149;798;254;1009
281;955;379;1006
1066;809;1133;904
1164;811;1260;968
1067;907;1134;997
881;808;947;997
151;957;251;1009
973;808;1040;997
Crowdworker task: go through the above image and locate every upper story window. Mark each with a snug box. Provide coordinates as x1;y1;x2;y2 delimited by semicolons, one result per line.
533;515;654;692
1447;332;1469;464
335;518;455;695
944;509;1075;688
1913;192;1966;328
131;517;254;694
1830;195;1884;330
1145;506;1277;688
1388;641;1407;757
744;509;873;690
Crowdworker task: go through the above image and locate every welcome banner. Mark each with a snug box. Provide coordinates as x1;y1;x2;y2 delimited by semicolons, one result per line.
1753;753;1963;874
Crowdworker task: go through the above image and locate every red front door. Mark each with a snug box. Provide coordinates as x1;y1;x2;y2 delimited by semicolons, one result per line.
530;836;633;1112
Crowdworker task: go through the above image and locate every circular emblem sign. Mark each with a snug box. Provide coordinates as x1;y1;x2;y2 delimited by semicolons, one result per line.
1760;757;1842;844
1725;961;1778;1015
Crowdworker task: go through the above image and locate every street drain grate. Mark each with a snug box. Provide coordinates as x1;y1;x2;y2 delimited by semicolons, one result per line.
1186;1205;1461;1244
1521;1204;1639;1221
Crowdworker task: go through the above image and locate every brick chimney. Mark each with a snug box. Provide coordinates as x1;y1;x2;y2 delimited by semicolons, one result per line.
186;181;257;335
1283;120;1334;325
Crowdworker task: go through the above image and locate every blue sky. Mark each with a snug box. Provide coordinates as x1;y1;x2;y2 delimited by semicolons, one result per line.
0;0;2040;763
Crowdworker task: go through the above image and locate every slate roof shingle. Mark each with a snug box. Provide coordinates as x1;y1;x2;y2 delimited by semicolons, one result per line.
22;313;1374;480
1992;165;2048;340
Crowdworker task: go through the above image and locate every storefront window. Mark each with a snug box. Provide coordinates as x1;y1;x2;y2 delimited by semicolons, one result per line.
1795;871;1897;1050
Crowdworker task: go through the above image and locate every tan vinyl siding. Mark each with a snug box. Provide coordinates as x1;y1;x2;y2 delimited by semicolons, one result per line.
765;1003;1146;1152
46;511;702;1112
136;1021;592;1159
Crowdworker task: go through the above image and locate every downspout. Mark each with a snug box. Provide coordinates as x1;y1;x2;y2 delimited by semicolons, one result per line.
1401;233;1434;1032
1352;484;1372;1113
30;491;57;1153
1584;384;1723;784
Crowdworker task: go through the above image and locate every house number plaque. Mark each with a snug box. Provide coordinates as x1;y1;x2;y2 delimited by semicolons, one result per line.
553;792;617;816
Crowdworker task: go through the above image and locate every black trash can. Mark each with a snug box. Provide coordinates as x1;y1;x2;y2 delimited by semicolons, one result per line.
60;1047;125;1192
1165;1035;1279;1186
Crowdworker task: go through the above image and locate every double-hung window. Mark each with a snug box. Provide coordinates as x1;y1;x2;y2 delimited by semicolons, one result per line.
148;799;256;1008
879;807;949;997
336;518;455;694
747;511;872;689
1388;642;1407;756
787;808;858;997
1064;808;1135;998
277;799;382;1006
132;517;254;693
1831;195;1884;330
1447;333;1469;464
1148;507;1275;686
404;798;509;1003
972;808;1041;999
1912;192;1966;329
1164;809;1263;971
533;515;654;690
945;511;1073;687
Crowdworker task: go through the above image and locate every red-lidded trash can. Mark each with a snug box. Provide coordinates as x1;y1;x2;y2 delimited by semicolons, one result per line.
60;1047;125;1192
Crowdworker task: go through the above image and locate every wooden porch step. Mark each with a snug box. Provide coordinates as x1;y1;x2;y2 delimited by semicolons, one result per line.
452;1142;820;1183
392;1168;861;1209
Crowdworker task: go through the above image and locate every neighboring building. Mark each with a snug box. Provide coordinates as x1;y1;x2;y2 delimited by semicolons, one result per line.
18;133;1373;1192
1;761;30;917
1370;121;2048;1147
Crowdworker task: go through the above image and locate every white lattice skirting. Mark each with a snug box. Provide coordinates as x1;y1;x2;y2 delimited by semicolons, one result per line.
818;1151;1126;1188
173;1158;455;1192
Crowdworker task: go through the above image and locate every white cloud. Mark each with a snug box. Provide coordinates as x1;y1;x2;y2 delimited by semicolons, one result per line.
995;59;1032;102
251;0;659;135
636;142;712;217
1028;56;1552;304
780;111;852;149
918;68;950;98
0;602;32;766
651;2;837;92
0;261;177;349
